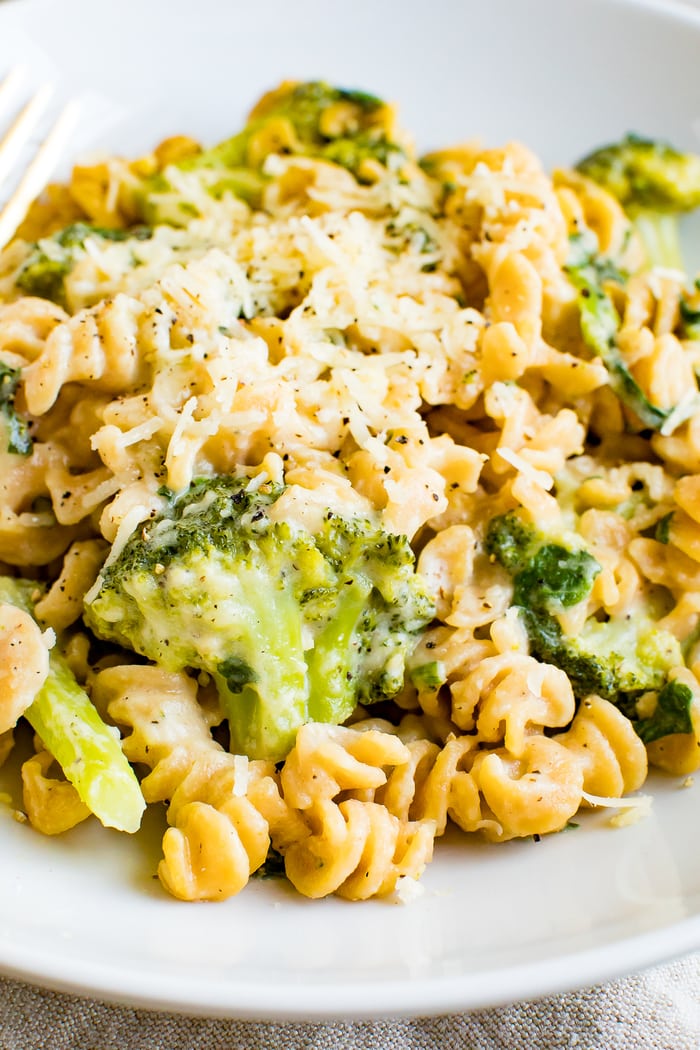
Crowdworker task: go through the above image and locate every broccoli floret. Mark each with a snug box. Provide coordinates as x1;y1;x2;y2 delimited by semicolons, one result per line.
485;511;600;598
635;679;694;744
15;222;151;307
409;660;446;691
565;235;700;432
512;544;601;612
483;509;538;573
84;475;434;761
0;360;32;455
486;512;687;741
576;133;700;270
245;81;394;164
522;608;682;701
139;81;406;224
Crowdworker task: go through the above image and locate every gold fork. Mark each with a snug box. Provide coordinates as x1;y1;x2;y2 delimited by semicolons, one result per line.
0;66;79;249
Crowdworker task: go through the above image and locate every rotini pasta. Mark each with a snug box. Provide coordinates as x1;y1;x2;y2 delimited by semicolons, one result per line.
1;80;700;906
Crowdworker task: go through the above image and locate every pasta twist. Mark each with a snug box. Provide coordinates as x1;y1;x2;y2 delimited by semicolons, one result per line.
668;475;700;566
0;441;86;566
159;798;269;902
280;723;437;899
393;731;583;843
0;297;67;363
34;539;109;632
92;665;275;901
279;722;410;809
554;168;637;262
0;603;51;734
469;736;584;841
23;294;147;415
388;733;497;837
554;695;647;798
450;653;576;754
21;749;90;835
284;798;435;901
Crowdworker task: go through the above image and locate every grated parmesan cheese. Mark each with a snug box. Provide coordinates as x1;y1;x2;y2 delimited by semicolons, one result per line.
582;790;654;828
496;446;554;491
232;755;250;797
392;876;426;905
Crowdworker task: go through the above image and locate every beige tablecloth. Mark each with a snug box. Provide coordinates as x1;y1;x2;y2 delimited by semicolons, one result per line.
2;953;700;1049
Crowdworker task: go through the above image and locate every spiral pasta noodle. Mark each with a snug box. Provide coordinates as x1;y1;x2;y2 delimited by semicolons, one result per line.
281;723;437;899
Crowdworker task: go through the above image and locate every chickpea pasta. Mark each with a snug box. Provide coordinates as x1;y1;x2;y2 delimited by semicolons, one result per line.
1;80;700;904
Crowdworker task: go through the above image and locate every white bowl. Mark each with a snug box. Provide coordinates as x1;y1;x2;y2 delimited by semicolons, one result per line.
1;0;700;1020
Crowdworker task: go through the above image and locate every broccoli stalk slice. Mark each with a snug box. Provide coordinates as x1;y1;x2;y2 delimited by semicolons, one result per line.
0;576;145;832
212;559;309;761
305;573;374;724
27;652;146;833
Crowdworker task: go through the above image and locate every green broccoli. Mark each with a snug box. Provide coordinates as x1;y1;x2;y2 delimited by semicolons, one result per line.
0;576;145;832
576;133;700;271
15;222;151;308
679;280;700;341
485;511;690;741
0;360;32;455
409;660;446;691
484;509;600;593
565;234;700;432
635;679;693;744
139;81;406;224
655;512;674;544
83;475;434;761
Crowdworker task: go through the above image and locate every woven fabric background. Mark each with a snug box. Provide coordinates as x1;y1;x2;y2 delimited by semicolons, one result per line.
2;953;700;1049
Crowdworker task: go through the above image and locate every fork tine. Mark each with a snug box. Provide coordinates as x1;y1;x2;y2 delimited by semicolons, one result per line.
0;83;53;186
0;97;80;250
0;67;25;114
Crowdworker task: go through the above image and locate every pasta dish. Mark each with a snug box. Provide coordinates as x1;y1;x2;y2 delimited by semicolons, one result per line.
1;81;699;903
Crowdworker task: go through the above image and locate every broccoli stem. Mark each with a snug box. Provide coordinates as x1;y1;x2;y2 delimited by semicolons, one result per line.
214;562;309;762
26;653;146;833
0;576;145;833
305;573;374;724
632;210;684;271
